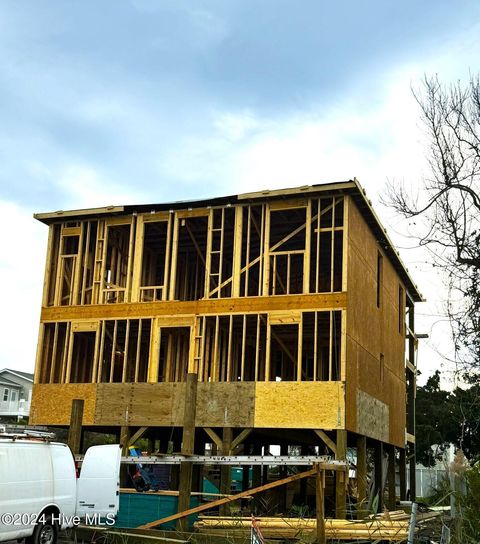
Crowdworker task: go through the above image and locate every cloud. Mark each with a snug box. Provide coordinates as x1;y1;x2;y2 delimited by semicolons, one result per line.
0;201;46;373
54;163;150;209
1;1;480;379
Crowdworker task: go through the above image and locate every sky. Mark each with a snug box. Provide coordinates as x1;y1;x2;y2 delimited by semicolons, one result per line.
1;0;479;384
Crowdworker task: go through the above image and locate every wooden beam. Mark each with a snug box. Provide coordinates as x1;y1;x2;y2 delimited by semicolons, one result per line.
34;324;45;385
41;292;347;322
147;319;160;382
162;214;173;301
314;429;337;456
399;447;407;501
315;463;326;544
387;445;396;510
120;426;130;456
203;427;222;450
67;399;84;454
119;425;131;488
232;206;243;297
125;217;135;303
177;373;198;532
128;426;148;447
41;224;55;307
231;428;253;452
262;203;270;296
335;429;347;519
356;435;367;519
374;441;384;513
220;427;233;515
409;444;416;501
139;467;317;529
130;215;145;303
304;200;311;294
168;214;179;300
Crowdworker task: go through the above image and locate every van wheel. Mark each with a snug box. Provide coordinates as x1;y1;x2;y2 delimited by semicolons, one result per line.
26;516;58;544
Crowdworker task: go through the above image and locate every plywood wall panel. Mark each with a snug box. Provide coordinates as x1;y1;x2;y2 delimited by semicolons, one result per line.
30;383;97;425
356;390;389;442
196;383;255;427
95;383;132;425
345;197;407;447
254;382;344;429
128;383;184;426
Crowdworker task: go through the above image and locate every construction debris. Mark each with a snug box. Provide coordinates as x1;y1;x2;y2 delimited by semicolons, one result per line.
194;509;444;542
194;515;411;541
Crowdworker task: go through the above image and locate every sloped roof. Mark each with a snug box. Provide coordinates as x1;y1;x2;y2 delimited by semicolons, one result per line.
0;376;21;388
0;369;34;382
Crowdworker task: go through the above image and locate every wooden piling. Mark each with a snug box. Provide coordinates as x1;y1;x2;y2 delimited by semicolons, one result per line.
67;399;84;454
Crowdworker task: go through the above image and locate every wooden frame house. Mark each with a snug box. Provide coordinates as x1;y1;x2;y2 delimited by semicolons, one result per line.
30;179;421;516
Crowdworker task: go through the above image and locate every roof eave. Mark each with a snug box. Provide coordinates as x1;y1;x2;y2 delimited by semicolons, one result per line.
34;205;125;225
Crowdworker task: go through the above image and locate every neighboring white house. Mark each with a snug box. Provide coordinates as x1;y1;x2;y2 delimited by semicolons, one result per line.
0;368;33;421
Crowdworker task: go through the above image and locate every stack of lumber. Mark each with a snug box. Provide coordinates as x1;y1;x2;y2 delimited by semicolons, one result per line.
369;510;411;521
194;515;411;541
369;509;443;524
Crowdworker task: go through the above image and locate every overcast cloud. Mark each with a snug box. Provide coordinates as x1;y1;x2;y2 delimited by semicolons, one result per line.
1;0;479;382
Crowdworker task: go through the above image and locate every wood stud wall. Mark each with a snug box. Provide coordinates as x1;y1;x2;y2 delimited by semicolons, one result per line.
37;196;348;388
43;197;345;308
37;310;344;386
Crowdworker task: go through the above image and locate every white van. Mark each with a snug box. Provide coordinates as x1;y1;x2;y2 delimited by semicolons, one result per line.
0;432;121;544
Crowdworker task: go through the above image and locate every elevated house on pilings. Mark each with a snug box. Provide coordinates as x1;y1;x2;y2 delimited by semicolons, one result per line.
30;179;422;516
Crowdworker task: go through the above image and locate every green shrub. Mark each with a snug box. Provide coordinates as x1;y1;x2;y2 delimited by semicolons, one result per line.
456;463;480;543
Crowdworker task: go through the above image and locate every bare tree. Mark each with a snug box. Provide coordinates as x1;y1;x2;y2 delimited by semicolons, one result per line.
386;75;480;371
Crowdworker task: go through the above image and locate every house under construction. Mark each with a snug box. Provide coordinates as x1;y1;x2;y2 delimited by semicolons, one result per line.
30;179;421;518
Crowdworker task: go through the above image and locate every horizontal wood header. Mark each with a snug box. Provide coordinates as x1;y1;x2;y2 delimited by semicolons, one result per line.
41;293;347;322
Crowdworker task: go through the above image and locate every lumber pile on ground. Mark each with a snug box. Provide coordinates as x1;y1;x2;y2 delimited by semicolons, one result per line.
194;515;411;541
370;509;411;521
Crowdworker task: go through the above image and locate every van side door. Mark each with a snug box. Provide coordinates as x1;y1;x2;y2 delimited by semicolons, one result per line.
75;444;121;518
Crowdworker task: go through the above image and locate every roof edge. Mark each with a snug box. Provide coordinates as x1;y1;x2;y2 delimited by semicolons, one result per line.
349;178;424;303
0;369;34;382
34;205;125;224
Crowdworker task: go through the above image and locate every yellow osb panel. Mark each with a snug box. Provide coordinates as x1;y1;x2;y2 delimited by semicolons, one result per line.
29;384;97;425
356;389;389;443
254;382;345;429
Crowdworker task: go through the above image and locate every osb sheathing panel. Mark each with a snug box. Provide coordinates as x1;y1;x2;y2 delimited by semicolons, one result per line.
254;382;344;429
95;383;133;426
31;381;346;430
345;197;407;447
30;383;97;425
346;199;405;379
94;382;254;427
128;383;184;426
344;337;360;434
95;383;185;426
196;383;255;427
345;316;405;447
356;389;389;443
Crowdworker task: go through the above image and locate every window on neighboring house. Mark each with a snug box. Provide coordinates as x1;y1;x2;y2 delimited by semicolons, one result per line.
376;252;383;308
11;391;17;402
3;389;9;402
